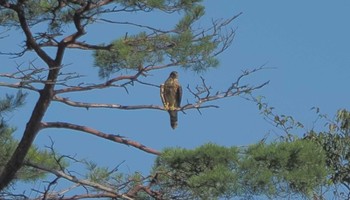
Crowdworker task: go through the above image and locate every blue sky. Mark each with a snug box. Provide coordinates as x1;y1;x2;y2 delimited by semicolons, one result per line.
1;0;350;197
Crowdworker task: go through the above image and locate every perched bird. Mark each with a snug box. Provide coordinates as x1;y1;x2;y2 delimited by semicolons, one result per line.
160;71;182;129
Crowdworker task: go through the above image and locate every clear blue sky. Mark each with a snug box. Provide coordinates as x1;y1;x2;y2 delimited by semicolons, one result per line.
1;0;350;197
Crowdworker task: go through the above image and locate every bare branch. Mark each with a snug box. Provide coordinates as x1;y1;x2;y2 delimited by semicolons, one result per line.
0;81;39;92
97;18;172;33
52;95;163;110
40;121;161;156
0;62;82;92
54;71;143;94
39;40;113;50
52;67;268;113
42;177;60;200
181;67;269;111
24;162;132;200
53;64;183;94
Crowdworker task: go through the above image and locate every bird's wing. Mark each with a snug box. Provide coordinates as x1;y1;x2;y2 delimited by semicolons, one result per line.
160;84;166;107
177;82;182;107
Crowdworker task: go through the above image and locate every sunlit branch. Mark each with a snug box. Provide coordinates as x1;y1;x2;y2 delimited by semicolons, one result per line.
24;161;161;200
24;162;132;200
53;95;163;110
40;121;161;156
32;182;81;200
0;81;39;92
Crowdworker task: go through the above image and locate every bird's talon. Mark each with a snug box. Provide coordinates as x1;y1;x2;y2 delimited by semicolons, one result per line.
164;103;170;110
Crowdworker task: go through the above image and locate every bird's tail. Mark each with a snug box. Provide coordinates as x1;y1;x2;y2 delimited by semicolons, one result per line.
168;110;178;129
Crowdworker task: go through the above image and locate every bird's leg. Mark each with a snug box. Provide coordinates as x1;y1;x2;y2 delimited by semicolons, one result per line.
169;105;176;111
164;102;170;110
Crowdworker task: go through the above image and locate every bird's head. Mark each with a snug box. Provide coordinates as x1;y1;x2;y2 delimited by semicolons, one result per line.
169;71;178;79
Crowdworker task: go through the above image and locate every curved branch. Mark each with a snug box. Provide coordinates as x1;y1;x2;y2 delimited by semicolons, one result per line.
40;121;161;156
14;3;55;66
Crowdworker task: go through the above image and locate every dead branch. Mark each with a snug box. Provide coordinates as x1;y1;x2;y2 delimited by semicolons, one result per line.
52;67;269;113
24;162;133;200
0;64;84;92
53;95;163;110
42;177;60;200
53;65;181;94
40;121;161;156
0;81;39;92
54;72;142;94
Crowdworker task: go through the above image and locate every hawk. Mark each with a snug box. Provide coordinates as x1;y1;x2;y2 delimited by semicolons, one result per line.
160;71;182;129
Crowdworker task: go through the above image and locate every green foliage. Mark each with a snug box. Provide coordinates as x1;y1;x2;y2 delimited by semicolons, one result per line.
0;91;27;115
94;26;220;78
0;121;67;184
22;146;68;181
1;0;95;32
94;32;166;78
115;0;203;11
337;109;350;132
0;92;67;185
154;142;327;199
175;5;205;31
1;0;224;77
86;161;113;184
241;140;327;196
0;124;17;175
305;109;350;189
0;9;17;26
154;143;239;199
93;1;221;78
1;1;55;26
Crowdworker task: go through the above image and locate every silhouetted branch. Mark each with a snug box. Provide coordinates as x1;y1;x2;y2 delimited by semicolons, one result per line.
42;177;60;200
0;63;84;92
0;193;28;200
54;71;144;94
40;121;161;156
